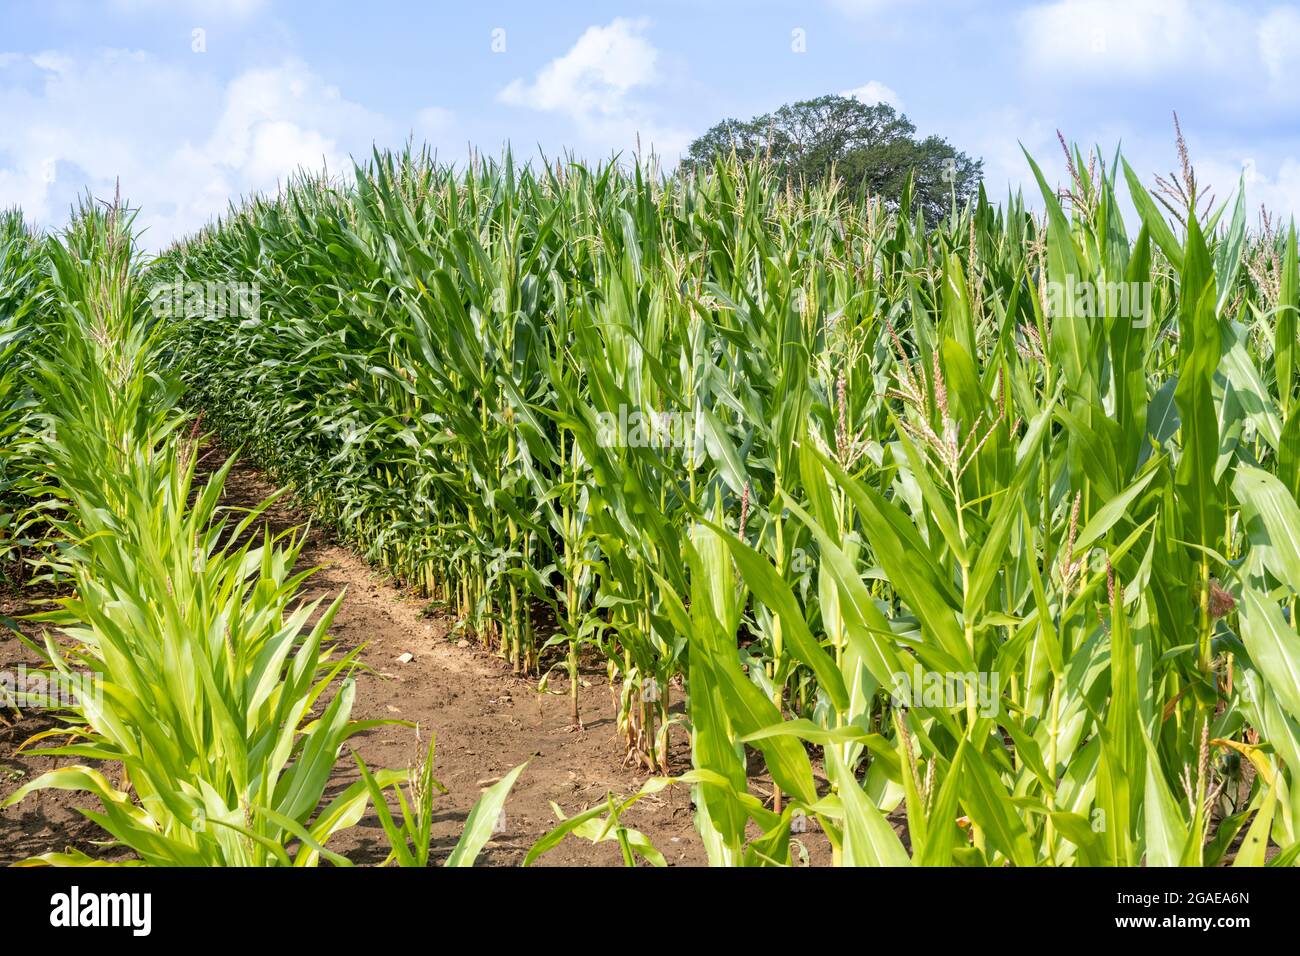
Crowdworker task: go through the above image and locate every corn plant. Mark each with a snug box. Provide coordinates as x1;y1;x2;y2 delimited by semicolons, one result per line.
152;133;1300;866
0;209;52;580
524;780;670;867
357;734;526;867
2;196;406;866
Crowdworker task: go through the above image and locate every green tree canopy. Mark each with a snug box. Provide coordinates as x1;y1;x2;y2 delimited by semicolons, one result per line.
681;94;982;223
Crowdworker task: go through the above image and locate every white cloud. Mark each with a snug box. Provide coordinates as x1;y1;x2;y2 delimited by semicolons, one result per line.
29;51;75;73
943;99;1300;227
1018;0;1249;79
945;106;1059;201
1017;0;1300;117
205;62;380;176
1259;7;1300;98
498;18;689;160
499;17;659;117
1253;157;1300;219
843;80;902;110
0;51;391;246
414;106;455;139
1181;150;1300;223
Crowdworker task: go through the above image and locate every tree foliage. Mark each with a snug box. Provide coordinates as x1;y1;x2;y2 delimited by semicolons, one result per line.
682;94;982;222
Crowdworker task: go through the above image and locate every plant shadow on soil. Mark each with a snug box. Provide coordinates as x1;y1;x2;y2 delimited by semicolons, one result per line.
1;447;847;866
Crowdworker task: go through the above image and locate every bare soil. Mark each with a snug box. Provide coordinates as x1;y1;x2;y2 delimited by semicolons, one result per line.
1;452;836;866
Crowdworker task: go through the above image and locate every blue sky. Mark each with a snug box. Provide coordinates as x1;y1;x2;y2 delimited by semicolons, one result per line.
2;0;1299;247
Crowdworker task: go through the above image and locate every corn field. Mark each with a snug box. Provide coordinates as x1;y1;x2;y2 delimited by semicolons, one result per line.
4;136;1300;867
0;195;516;867
0;209;50;575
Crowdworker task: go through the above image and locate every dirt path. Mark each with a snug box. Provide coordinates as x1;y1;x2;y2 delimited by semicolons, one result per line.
1;453;711;866
219;459;711;866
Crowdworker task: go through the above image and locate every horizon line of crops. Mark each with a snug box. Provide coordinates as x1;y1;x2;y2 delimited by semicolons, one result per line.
156;138;1300;866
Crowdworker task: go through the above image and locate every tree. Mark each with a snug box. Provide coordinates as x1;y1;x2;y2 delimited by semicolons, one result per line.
681;94;982;223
